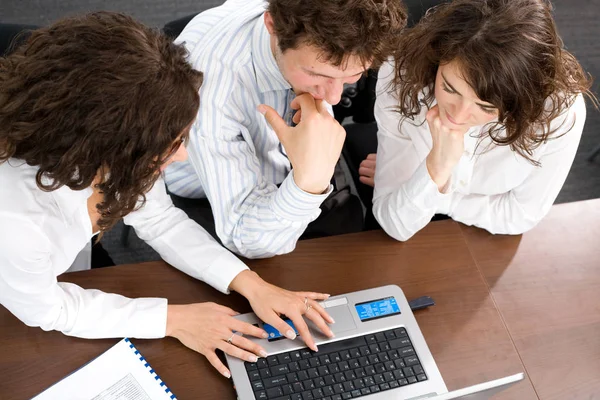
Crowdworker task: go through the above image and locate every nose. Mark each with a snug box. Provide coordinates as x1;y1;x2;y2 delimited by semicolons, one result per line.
452;100;471;124
324;79;344;105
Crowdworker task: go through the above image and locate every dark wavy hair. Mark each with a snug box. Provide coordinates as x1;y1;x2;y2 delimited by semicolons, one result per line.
391;0;596;163
267;0;407;68
0;12;203;231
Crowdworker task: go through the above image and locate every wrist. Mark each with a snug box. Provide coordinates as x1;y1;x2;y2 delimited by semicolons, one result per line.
229;270;265;299
293;171;329;195
166;304;184;337
426;155;452;191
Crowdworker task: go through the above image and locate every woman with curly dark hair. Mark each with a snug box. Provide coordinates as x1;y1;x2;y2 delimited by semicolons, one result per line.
0;12;334;378
358;0;596;241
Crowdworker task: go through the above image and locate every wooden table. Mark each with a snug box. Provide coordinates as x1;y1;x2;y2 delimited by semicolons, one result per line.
461;199;600;400
2;200;598;400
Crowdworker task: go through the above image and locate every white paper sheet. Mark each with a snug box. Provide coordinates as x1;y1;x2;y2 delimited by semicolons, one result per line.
33;339;175;400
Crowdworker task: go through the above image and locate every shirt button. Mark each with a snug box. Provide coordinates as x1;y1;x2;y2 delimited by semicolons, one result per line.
460;180;467;187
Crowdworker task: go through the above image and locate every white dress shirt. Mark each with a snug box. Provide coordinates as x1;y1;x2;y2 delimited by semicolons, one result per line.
373;61;586;241
164;0;333;259
0;160;248;339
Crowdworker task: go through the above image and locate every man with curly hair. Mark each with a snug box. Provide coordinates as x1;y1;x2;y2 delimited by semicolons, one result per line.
165;0;408;259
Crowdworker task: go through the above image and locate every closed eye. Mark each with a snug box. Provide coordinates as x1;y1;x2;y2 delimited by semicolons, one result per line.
442;82;456;94
479;105;497;115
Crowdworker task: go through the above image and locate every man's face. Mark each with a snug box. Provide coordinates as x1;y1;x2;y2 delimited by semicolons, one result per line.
274;43;367;105
265;12;368;105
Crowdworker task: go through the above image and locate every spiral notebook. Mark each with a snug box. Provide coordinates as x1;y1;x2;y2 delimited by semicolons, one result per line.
32;338;176;400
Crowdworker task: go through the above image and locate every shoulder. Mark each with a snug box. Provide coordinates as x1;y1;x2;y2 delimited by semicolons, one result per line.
539;93;587;152
177;0;263;73
0;212;51;271
0;160;51;217
375;60;431;136
0;161;74;259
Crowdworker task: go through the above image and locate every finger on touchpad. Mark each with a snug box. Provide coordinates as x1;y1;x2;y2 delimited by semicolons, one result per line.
307;305;357;337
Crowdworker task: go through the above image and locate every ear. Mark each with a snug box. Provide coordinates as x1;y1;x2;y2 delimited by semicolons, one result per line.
264;12;275;35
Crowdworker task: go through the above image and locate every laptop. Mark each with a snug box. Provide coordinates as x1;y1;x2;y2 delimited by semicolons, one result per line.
226;285;524;400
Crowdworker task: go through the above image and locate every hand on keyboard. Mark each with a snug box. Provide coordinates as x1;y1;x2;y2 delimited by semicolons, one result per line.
230;270;335;352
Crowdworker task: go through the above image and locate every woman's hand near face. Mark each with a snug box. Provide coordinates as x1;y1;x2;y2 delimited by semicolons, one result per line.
425;105;466;192
229;270;335;352
166;303;269;378
359;153;377;187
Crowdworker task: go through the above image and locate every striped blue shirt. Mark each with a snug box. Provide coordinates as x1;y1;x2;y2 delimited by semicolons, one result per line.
164;0;332;259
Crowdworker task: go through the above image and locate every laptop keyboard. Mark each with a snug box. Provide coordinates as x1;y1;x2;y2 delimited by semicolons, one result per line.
244;327;427;400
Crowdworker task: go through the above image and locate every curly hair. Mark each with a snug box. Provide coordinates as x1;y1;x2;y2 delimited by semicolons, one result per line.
0;12;203;232
391;0;596;163
267;0;407;69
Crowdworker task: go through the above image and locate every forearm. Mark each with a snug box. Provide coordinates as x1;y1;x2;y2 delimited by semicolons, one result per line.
373;161;450;241
57;286;168;339
228;269;263;298
224;172;331;258
448;191;545;235
2;282;168;339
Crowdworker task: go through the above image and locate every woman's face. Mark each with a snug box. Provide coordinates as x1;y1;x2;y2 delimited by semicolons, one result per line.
434;60;499;130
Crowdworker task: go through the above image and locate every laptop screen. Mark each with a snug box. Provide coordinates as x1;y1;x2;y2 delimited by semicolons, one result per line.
355;296;401;322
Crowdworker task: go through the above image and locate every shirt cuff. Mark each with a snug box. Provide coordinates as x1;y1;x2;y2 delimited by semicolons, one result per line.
201;251;249;294
403;160;453;209
129;297;169;339
270;171;332;222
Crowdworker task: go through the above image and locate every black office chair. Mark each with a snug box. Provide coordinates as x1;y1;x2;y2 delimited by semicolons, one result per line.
588;144;600;162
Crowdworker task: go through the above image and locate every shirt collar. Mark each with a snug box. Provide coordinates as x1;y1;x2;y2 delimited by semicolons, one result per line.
251;16;291;93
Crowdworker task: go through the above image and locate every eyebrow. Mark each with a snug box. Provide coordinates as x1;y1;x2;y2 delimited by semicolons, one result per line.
303;68;365;79
441;72;496;109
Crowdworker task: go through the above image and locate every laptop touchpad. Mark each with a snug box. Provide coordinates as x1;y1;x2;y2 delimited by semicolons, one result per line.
308;305;357;337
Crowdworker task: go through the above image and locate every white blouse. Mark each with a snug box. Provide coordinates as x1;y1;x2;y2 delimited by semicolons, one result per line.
0;160;248;339
373;61;586;241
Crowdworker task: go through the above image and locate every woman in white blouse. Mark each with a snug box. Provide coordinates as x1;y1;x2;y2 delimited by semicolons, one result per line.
0;12;336;379
358;0;595;241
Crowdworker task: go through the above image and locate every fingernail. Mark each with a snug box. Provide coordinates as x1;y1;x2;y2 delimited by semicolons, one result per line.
286;330;297;340
260;350;268;358
224;371;231;379
330;318;336;324
262;332;269;339
325;294;331;298
313;345;319;352
248;355;258;362
257;105;266;115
